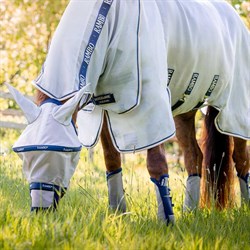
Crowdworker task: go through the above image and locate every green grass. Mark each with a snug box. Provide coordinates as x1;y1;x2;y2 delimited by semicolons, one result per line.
0;130;249;250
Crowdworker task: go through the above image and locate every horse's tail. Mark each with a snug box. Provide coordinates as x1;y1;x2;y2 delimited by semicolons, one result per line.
201;106;234;209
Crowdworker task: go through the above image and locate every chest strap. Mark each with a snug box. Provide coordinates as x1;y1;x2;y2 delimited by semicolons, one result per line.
172;73;199;111
193;75;219;110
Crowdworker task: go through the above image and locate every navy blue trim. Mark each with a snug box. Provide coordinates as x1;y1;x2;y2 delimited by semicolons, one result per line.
188;174;201;178
106;168;122;179
200;105;250;140
40;98;78;135
41;98;78;136
31;207;50;212
34;64;44;84
150;174;169;183
215;124;250;140
105;111;176;153
118;0;141;114
40;98;62;106
30;182;67;192
80;110;104;148
36;84;78;100
79;0;114;89
71;120;78;135
13;145;82;153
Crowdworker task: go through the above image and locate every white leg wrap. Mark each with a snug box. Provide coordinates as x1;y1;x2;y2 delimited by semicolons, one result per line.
183;175;201;211
238;175;250;205
30;190;54;208
107;169;126;212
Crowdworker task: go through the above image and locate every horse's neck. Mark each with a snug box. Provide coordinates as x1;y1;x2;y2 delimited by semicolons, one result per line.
35;90;49;105
35;90;78;123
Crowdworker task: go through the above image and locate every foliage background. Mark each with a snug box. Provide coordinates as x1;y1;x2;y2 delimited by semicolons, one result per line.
0;0;69;110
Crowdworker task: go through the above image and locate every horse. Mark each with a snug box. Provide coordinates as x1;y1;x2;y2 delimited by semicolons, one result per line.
7;0;249;225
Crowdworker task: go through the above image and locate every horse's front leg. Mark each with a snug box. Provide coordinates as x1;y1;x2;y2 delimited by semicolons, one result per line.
147;144;175;224
174;110;203;211
100;115;126;212
233;137;250;205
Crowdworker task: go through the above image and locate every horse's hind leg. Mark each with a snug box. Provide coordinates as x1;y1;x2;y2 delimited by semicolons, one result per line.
100;115;126;212
174;110;203;211
147;145;175;224
233;137;250;205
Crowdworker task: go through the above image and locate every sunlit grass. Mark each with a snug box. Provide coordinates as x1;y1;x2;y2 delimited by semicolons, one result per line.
0;130;249;250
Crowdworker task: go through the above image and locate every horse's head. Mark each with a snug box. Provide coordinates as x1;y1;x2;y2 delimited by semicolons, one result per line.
6;83;90;211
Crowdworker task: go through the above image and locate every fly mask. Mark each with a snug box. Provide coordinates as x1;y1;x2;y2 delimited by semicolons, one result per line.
6;83;91;211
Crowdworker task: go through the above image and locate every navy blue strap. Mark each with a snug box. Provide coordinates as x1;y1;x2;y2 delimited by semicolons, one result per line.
30;182;66;211
150;175;174;224
29;182;67;192
172;73;199;111
188;173;201;178
150;174;169;185
193;75;219;110
106;168;122;179
31;207;51;212
237;173;250;183
40;98;62;106
13;145;82;153
79;0;114;89
167;68;175;86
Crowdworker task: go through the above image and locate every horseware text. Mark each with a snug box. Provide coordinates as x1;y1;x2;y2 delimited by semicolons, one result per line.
207;75;220;95
168;68;175;85
187;73;199;92
79;0;113;89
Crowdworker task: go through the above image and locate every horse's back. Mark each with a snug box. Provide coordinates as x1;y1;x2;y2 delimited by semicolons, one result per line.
157;0;249;139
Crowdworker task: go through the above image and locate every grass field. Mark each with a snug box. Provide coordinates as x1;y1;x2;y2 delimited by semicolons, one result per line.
0;129;249;250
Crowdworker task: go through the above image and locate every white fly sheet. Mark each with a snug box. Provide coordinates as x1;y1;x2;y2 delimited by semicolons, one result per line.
34;0;250;153
160;1;250;140
34;0;175;152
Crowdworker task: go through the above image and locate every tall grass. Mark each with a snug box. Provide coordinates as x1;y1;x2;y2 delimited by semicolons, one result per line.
0;130;249;250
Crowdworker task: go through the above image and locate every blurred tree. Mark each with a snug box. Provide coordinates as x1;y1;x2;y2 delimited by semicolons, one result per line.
229;0;250;27
0;0;69;96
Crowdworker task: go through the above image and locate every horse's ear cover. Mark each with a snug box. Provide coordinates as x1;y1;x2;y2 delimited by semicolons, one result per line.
5;83;41;124
52;85;92;126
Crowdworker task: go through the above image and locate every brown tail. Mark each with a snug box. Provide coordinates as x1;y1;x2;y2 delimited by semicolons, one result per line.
201;106;234;209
